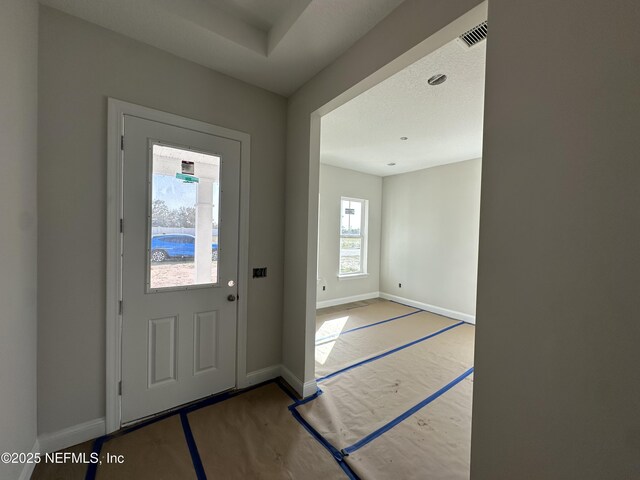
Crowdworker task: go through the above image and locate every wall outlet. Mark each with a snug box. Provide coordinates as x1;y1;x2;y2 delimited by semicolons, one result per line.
253;267;267;278
399;283;402;288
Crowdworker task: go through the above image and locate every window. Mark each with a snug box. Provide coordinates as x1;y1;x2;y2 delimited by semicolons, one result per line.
339;197;368;276
149;144;220;290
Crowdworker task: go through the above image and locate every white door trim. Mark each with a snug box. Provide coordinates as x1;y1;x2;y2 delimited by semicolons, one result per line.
106;98;250;434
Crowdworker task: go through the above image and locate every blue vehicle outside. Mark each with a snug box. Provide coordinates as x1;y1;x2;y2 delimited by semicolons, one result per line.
150;234;218;262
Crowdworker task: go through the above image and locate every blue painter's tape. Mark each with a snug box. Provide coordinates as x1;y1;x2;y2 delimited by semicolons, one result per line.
289;388;323;407
339;459;361;480
108;380;276;443
316;321;465;383
289;406;344;462
287;404;360;479
84;435;106;480
277;382;359;479
84;379;331;480
276;379;300;402
180;412;207;480
342;367;474;455
315;310;422;345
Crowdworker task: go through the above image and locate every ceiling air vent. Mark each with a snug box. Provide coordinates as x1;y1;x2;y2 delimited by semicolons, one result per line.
459;21;487;48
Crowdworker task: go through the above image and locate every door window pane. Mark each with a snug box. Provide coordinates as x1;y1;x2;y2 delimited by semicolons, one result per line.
149;145;220;289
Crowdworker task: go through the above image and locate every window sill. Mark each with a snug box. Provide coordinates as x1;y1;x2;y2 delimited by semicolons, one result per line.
338;273;369;281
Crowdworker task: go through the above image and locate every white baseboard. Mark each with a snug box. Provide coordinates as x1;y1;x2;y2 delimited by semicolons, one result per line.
18;438;39;480
244;365;281;387
279;365;318;399
316;291;380;309
37;417;105;454
302;378;317;398
245;364;317;399
379;292;476;324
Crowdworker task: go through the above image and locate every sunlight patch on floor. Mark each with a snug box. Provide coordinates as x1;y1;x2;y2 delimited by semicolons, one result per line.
315;316;349;364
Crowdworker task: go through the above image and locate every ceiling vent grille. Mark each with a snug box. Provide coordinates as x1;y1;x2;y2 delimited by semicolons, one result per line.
459;21;487;47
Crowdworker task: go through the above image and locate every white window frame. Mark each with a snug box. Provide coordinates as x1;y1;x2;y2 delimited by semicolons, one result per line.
338;196;368;278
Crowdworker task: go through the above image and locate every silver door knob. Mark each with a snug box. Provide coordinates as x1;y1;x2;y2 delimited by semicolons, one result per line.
227;294;236;302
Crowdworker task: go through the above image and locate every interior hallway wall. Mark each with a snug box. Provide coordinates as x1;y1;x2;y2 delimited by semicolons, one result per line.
38;7;287;436
286;0;640;476
471;1;640;478
317;164;382;305
0;0;39;478
380;159;481;320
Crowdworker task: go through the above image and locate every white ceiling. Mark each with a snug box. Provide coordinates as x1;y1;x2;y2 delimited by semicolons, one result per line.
320;37;486;177
39;0;405;96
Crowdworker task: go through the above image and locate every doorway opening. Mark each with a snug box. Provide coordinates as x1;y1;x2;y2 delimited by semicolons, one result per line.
306;6;487;478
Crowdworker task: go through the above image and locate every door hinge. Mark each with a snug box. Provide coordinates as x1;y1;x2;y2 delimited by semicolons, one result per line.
120;218;123;233
118;381;122;396
120;135;124;151
119;300;123;315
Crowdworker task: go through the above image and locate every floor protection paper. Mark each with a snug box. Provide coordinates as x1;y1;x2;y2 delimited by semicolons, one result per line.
345;375;474;480
187;382;347;479
315;301;419;338
316;309;459;379
96;415;196;480
309;300;476;480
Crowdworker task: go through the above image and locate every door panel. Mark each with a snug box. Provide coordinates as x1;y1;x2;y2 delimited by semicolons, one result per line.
121;115;240;424
194;310;219;375
148;316;177;387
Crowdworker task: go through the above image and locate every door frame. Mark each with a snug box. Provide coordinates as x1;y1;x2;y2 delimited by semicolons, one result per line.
106;98;251;434
302;2;488;389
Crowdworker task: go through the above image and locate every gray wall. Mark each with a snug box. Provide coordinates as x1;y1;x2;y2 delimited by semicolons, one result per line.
381;159;481;318
471;1;640;478
38;7;287;435
317;164;382;304
0;0;39;478
286;0;640;476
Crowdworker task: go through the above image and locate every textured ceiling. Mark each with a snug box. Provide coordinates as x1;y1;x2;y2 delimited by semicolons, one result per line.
320;38;486;177
39;0;405;96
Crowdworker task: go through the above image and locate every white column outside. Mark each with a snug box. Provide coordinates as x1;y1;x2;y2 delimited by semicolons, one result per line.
195;179;213;283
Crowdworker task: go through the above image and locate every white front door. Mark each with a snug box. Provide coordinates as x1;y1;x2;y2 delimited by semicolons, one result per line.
121;115;240;424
